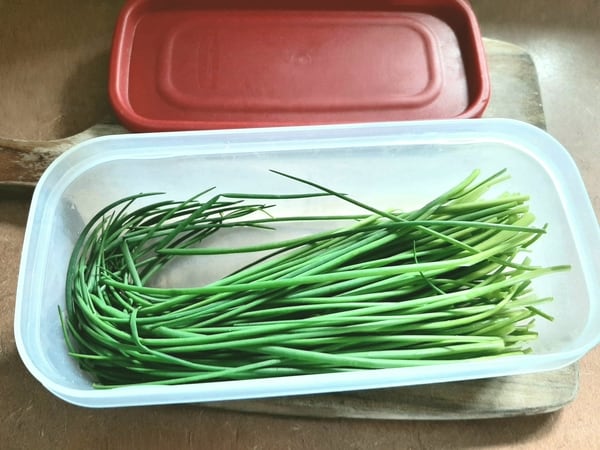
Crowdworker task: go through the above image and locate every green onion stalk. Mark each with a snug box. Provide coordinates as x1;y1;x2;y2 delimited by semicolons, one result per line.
61;169;569;388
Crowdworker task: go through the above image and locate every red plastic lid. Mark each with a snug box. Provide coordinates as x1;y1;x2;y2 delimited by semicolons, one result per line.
109;0;490;132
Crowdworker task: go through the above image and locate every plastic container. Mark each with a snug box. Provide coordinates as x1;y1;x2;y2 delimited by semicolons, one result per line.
15;119;600;408
109;0;490;132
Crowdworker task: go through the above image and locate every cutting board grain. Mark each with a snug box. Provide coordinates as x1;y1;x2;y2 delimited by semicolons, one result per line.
207;365;578;420
0;122;126;186
0;38;578;419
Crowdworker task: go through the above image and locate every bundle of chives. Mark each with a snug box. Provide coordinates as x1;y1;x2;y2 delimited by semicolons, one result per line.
61;169;569;388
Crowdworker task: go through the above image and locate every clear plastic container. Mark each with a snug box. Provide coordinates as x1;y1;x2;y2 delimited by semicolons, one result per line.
14;119;600;407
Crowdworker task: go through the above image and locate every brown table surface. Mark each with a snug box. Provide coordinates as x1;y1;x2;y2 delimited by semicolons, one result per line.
1;1;599;449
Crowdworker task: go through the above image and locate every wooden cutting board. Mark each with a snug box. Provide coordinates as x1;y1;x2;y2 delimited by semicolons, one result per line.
0;39;578;419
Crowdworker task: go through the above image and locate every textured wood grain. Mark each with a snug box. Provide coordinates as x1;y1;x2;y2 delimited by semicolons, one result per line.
207;365;578;420
0;38;579;419
482;39;546;128
0;122;126;185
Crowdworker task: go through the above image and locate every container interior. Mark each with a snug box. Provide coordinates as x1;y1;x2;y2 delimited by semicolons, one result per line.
16;120;600;404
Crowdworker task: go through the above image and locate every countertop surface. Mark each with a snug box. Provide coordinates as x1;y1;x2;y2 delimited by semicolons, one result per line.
1;1;599;449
